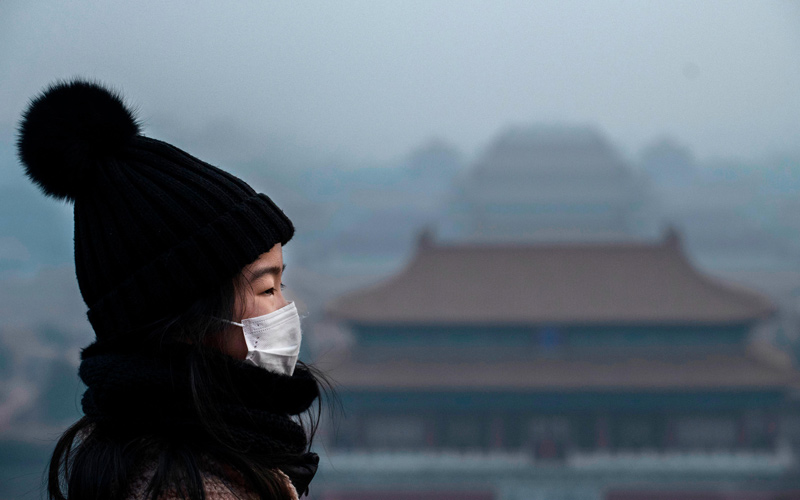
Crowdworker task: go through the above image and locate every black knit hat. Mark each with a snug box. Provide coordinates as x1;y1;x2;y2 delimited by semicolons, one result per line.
16;80;294;339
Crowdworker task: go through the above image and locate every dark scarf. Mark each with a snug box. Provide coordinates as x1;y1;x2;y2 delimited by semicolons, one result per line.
78;341;320;496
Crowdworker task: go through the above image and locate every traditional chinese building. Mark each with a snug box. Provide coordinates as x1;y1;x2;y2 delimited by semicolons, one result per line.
312;231;800;500
438;125;660;244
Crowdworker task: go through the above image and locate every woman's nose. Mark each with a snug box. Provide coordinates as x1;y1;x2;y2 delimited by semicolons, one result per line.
277;290;290;310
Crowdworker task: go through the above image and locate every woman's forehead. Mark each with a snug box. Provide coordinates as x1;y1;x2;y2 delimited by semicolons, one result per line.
243;244;283;280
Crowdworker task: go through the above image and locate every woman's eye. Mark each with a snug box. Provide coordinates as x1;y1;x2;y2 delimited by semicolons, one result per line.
263;284;285;296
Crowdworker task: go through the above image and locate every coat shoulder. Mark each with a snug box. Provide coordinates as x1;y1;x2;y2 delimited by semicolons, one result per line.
125;461;298;500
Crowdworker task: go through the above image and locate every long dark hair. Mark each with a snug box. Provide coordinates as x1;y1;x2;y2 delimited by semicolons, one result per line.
47;276;333;500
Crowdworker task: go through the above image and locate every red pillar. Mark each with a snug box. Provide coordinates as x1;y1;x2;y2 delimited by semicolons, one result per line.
596;415;609;449
491;415;504;450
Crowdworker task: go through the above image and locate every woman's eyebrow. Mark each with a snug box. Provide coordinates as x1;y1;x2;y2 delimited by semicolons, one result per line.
248;263;286;282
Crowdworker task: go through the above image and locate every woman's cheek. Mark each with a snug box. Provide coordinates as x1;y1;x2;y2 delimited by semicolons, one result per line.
228;328;249;360
209;324;248;360
241;292;261;319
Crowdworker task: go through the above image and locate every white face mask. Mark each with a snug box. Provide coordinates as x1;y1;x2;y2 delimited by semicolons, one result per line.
230;301;302;376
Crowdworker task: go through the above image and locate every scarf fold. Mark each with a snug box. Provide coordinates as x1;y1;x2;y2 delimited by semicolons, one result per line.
79;341;320;494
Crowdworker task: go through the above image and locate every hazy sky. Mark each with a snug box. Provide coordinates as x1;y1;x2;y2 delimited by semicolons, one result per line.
1;1;799;169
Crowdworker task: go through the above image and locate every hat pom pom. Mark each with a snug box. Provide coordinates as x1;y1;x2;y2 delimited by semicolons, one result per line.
17;80;140;201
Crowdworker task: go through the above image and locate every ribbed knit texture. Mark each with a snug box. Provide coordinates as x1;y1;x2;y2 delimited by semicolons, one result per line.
75;137;294;338
17;81;294;339
79;344;317;447
77;137;294;337
79;342;319;496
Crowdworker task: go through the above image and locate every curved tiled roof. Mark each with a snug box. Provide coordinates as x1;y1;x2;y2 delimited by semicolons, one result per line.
328;234;775;325
472;125;629;177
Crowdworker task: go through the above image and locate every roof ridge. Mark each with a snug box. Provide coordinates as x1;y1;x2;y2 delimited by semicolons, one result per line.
330;238;776;324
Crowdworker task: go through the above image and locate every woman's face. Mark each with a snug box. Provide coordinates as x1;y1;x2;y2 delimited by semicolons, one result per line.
216;243;288;360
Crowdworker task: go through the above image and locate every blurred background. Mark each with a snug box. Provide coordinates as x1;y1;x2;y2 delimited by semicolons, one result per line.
2;1;800;499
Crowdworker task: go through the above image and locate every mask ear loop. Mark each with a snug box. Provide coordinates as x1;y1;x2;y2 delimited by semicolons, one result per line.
214;302;298;328
214;317;244;328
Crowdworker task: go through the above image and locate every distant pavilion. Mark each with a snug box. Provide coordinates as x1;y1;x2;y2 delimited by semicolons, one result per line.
314;232;800;500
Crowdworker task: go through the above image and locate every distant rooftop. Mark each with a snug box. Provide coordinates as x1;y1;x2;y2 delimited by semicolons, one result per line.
438;124;660;243
472;125;630;178
328;232;775;325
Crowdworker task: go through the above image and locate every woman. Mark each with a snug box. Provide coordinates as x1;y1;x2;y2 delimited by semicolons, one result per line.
17;80;324;499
